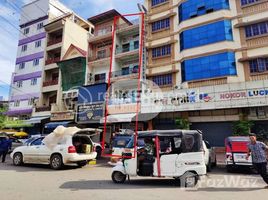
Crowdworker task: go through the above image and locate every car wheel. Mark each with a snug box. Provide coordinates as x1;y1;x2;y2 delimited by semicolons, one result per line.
77;160;88;167
179;172;198;188
50;154;63;170
96;147;102;159
13;153;23;166
112;171;126;184
207;158;212;172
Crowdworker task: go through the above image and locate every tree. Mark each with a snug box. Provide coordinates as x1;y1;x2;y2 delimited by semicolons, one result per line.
233;120;254;136
0;107;8;129
175;118;190;130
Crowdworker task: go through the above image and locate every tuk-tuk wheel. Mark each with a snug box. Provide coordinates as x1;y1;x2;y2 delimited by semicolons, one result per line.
112;171;126;184
179;172;198;188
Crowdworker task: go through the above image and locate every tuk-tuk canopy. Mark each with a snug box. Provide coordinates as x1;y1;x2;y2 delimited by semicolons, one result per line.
138;130;200;138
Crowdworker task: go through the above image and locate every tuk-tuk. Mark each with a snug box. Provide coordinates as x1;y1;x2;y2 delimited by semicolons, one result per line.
111;130;206;187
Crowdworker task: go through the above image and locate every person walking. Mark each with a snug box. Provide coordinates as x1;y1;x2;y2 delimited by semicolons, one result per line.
246;133;268;185
0;136;12;163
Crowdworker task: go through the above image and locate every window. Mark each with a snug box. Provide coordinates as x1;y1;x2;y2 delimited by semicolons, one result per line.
21;44;27;52
241;0;261;6
37;22;43;30
152;44;171;58
180;20;233;50
28;98;35;105
181;52;237;81
97;49;107;59
179;0;230;22
35;40;42;48
152;74;172;86
31;138;44;146
134;41;139;49
249;58;268;73
14;100;20;107
33;59;39;66
95;73;106;83
31;78;37;85
17;81;23;88
23;27;29;35
151;0;167;7
152;18;170;32
245;22;268;38
19;62;25;70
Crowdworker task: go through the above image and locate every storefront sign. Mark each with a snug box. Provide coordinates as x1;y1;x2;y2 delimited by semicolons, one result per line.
76;103;104;124
141;80;268;113
50;111;75;121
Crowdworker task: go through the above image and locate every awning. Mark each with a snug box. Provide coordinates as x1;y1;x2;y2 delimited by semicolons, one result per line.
44;121;72;129
100;113;136;123
25;116;50;124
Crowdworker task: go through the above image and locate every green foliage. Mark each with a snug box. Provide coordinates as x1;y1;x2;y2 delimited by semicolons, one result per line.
0;107;8;129
233;120;254;136
175;118;190;130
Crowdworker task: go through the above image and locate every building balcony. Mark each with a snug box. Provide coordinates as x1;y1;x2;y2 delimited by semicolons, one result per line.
45;57;60;65
43;79;58;87
89;53;111;62
47;38;62;46
116;44;139;54
111;68;138;82
107;99;140;114
87;79;106;85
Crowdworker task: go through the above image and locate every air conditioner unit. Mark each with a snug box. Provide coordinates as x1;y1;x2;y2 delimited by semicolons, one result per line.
174;85;181;90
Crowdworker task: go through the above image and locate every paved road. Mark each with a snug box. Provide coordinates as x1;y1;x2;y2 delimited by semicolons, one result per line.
0;157;267;200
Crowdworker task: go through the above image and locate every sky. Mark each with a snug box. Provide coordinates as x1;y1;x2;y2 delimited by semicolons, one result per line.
0;0;143;100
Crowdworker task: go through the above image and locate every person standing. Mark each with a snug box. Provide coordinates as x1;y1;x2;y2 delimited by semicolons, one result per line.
0;136;12;163
246;133;268;185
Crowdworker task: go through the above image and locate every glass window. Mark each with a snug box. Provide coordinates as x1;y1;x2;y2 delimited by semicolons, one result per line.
152;18;170;32
181;52;237;81
37;22;43;30
241;0;261;6
152;73;172;86
14;100;20;107
31;78;37;86
31;138;44;146
19;62;25;70
23;27;29;35
33;59;39;66
17;81;23;88
152;44;171;58
249;58;268;73
245;22;268;38
35;40;42;48
21;44;27;52
179;0;230;23
152;0;167;7
180;20;233;50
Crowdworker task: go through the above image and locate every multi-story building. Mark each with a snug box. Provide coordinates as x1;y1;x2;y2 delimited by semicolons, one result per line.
32;11;94;124
76;10;146;133
7;0;71;120
143;0;268;146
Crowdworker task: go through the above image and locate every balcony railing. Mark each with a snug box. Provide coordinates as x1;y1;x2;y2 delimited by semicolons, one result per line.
35;106;51;112
89;52;111;61
116;43;139;54
111;68;138;78
108;98;137;105
43;79;58;87
88;79;106;85
47;38;62;46
45;57;60;65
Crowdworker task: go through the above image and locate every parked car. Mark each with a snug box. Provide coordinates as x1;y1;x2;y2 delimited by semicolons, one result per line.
10;138;23;153
225;136;252;172
11;130;97;170
203;140;216;172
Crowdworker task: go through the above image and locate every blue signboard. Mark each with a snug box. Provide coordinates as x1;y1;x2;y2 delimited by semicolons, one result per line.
76;83;107;124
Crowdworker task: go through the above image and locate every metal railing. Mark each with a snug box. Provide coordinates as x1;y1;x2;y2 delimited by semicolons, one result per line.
47;38;62;46
111;68;138;78
43;79;58;87
89;51;111;61
116;43;139;54
45;57;60;65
